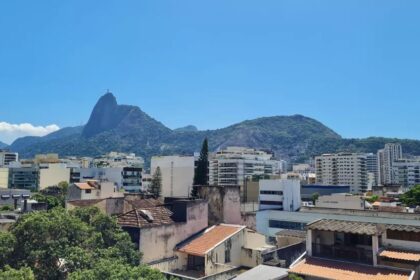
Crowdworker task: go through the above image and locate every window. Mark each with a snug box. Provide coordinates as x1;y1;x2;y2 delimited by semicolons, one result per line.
387;230;420;242
260;191;283;195
85;189;91;194
268;220;306;230
260;201;283;206
225;239;232;263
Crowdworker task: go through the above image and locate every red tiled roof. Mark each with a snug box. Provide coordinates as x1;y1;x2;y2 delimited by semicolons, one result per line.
127;198;162;209
117;206;174;228
380;249;420;262
67;199;105;207
74;183;95;190
178;225;244;257
289;258;412;280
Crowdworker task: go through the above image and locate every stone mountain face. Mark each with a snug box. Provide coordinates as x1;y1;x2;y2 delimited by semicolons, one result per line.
8;93;420;163
0;141;7;149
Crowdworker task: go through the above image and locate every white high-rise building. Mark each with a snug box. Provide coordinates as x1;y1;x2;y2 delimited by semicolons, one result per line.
315;153;368;194
209;147;281;186
0;151;18;167
377;143;402;185
392;159;420;189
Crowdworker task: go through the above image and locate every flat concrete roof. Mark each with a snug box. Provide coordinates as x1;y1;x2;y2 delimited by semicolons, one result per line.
234;265;288;280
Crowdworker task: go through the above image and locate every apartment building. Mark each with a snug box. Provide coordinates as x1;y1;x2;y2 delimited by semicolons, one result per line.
378;143;403;186
366;152;378;186
0;150;18;167
315;153;368;194
392;159;420;189
92;152;144;168
38;163;70;190
8;166;39;190
209;147;281;187
258;179;301;211
151;155;195;198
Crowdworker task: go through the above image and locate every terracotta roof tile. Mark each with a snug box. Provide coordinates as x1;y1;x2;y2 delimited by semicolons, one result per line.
380;249;420;262
127;198;162;209
74;183;95;190
178;225;244;257
117;206;174;228
308;219;380;235
67;199;105;207
290;258;412;280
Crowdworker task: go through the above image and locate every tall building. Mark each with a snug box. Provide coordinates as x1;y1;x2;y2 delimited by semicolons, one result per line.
366;153;378;186
377;143;402;185
0;150;18;167
151;155;195;198
315;153;368;194
392;159;420;189
209;147;281;186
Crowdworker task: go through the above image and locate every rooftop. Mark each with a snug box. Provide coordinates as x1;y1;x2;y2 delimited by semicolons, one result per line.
117;206;174;228
308;219;380;235
74;182;95;190
234;265;288;280
380;249;420;262
290;258;412;280
67;199;105;207
178;224;244;257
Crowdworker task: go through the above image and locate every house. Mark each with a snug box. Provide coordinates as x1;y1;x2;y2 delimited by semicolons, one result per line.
117;199;208;270
289;218;420;280
66;180;123;201
169;224;275;279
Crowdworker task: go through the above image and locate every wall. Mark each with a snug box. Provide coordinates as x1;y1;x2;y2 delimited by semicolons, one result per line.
151;156;195;198
315;194;365;210
0;168;9;188
140;201;208;265
39;164;70;190
382;231;420;251
79;168;123;189
199;185;241;226
259;179;301;211
241;212;256;231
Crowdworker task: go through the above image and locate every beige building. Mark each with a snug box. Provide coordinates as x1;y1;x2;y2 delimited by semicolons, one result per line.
315;193;366;210
39;163;70;190
0;168;9;188
173;224;275;278
151;156;195;198
67;181;123;201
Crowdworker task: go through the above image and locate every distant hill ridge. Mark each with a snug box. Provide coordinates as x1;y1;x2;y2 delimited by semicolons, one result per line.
8;93;420;162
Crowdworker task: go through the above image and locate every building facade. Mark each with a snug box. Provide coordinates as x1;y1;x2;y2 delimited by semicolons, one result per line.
258;179;301;211
377;143;403;186
392;159;420;189
0;151;18;167
151;156;195;198
315;153;368;194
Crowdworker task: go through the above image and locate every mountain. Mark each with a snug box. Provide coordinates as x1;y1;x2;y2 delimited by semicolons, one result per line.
0;141;7;149
9;93;420;163
174;125;198;132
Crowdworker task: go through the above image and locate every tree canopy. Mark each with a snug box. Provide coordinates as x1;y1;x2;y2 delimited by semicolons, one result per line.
401;185;420;207
192;138;209;198
150;167;162;198
0;207;164;280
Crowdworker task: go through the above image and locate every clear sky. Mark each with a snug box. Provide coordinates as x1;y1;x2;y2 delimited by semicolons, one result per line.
0;0;419;144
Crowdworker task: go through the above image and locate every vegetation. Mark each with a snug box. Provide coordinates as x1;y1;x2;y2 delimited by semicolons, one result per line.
401;185;420;207
288;274;304;280
0;207;164;280
366;195;379;204
311;192;320;204
150;167;162;198
192;138;208;198
32;181;69;209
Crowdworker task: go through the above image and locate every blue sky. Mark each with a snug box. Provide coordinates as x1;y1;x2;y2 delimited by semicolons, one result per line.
0;0;419;144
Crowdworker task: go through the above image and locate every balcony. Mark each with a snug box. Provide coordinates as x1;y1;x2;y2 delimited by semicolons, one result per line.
312;243;373;265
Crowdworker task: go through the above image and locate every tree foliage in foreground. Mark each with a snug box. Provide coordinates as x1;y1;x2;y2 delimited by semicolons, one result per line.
0;207;165;280
401;185;420;207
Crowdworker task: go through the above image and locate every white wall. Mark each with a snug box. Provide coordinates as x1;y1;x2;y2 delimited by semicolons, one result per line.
79;167;123;189
151;156;194;198
316;194;365;210
259;179;301;211
0;168;9;188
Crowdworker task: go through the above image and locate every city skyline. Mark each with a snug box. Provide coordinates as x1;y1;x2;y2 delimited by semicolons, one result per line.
1;1;420;143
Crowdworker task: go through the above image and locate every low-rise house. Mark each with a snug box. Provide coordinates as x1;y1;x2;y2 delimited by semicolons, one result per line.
171;224;275;279
67;180;123;201
118;199;208;271
290;218;420;280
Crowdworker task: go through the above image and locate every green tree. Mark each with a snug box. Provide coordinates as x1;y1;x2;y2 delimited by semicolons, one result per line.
312;192;320;204
401;185;420;207
150;167;162;198
0;266;34;280
31;193;62;210
7;207;142;280
366;195;379;204
192;138;208;198
68;260;166;280
38;181;69;208
289;274;304;280
0;232;16;267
